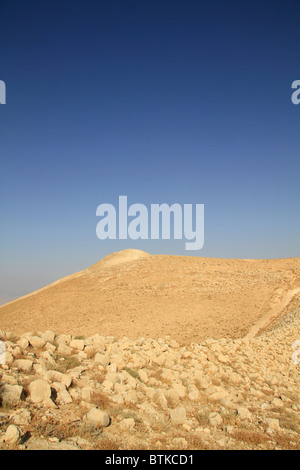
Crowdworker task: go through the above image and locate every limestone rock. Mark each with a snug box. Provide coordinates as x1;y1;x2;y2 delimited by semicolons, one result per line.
169;406;187;425
14;359;33;373
85;408;110;427
28;379;51;403
4;425;20;445
0;384;23;406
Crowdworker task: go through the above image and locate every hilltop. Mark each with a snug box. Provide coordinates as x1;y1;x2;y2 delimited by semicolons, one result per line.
0;250;299;343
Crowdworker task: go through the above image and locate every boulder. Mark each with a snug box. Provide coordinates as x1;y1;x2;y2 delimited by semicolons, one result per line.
28;379;51;403
4;425;20;445
86;408;110;427
0;384;23;406
14;359;33;373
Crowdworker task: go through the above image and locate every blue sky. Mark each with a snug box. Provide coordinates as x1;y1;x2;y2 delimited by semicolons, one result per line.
0;0;299;301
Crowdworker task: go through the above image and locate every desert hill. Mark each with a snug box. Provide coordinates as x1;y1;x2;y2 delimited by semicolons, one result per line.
0;250;299;343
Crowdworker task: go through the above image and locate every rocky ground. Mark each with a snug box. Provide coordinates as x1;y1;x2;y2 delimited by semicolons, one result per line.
0;299;299;450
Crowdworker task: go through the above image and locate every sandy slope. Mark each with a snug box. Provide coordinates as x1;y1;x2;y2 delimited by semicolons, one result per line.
0;250;299;343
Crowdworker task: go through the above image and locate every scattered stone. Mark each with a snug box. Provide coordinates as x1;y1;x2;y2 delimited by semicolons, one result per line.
237;407;253;421
17;338;29;350
57;343;72;356
266;418;281;432
85;408;110;427
94;353;110;366
0;384;23;406
44;331;56;343
27;336;46;349
14;359;33;373
4;425;21;445
172;437;188;449
70;339;85;351
0;318;299;451
119;418;135;430
28;380;51;403
81;387;92;403
209;412;223;427
13;410;32;426
169;406;187;425
44;370;72;388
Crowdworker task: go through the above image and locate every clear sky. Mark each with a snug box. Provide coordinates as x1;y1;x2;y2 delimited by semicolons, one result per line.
0;0;299;302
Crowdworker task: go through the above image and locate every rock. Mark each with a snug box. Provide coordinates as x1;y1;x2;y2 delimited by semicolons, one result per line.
153;389;168;409
57;389;73;405
161;369;175;381
13;410;32;426
9;345;23;357
111;393;124;405
4;425;20;445
209;412;223;427
124;390;138;404
43;398;58;409
4;351;14;365
94;353;110;366
194;371;210;390
84;345;96;357
172;437;188;449
45;342;56;353
272;398;284;408
218;354;230;363
70;339;85;351
17;338;29;350
85;408;110;427
138;369;148;383
44;370;72;388
57;343;72;356
169;406;187;425
28;336;46;349
172;383;186;398
0;384;23;405
77;351;87;360
33;361;48;375
188;384;200;401
44;331;56;343
266;418;281;432
14;359;33;373
81;387;92;403
40;351;56;366
69;388;81;401
164;389;181;407
102;380;114;391
56;334;71;345
28;379;52;403
119;418;135;430
105;372;120;385
237;407;252;421
114;382;128;393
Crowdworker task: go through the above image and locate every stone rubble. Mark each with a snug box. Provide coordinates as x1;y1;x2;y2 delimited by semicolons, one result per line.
0;302;299;450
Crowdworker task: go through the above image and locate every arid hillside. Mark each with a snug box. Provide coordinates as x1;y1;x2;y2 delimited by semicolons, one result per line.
1;250;300;450
0;250;299;343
